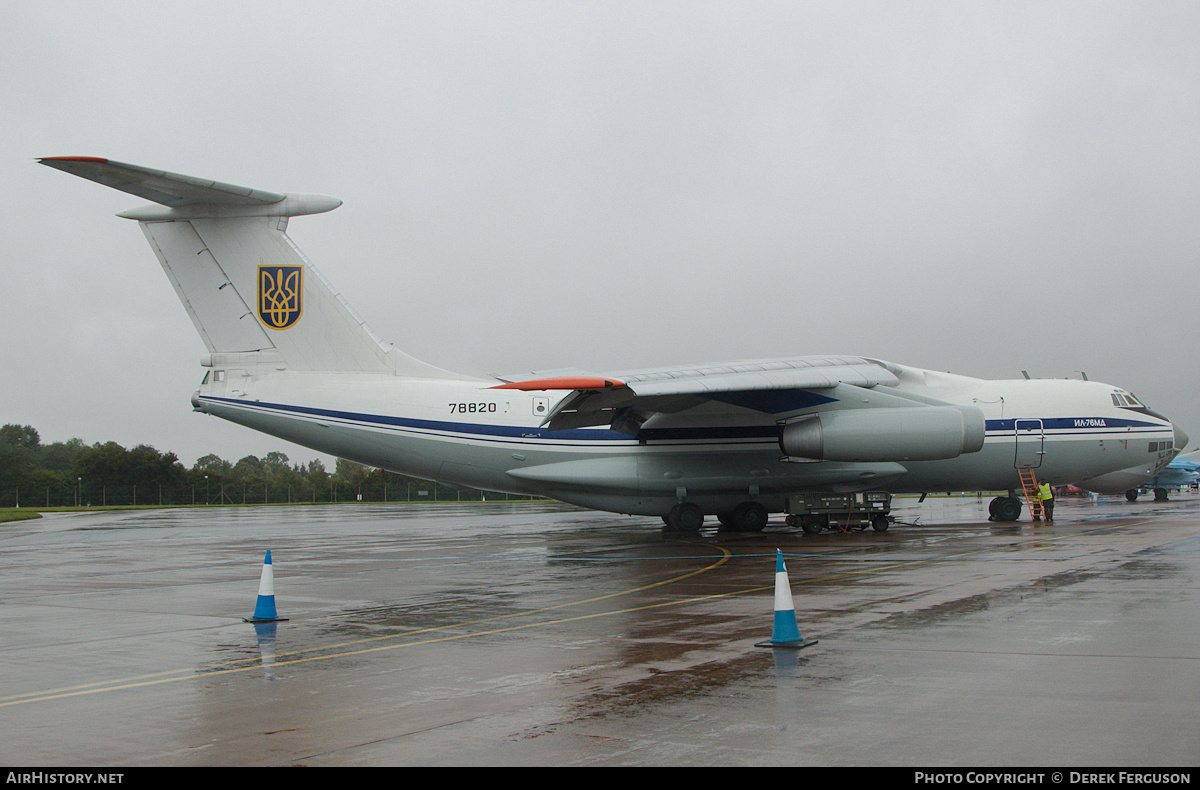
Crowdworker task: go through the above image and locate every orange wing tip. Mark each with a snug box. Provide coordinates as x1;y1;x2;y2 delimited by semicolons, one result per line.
490;376;627;391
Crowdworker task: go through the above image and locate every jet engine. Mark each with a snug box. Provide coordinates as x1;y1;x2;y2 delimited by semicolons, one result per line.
779;406;986;462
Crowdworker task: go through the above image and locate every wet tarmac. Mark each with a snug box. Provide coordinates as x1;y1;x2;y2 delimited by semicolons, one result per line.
1;493;1198;766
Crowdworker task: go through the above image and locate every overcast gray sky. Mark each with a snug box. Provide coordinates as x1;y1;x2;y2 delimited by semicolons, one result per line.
3;2;1198;468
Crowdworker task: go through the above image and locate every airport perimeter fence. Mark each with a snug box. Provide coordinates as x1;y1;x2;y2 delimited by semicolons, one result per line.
2;483;539;509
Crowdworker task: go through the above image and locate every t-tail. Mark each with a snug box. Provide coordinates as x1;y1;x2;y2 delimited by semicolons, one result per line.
38;157;468;380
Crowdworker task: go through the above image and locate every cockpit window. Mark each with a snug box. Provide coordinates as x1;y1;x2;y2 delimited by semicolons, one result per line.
1113;391;1168;421
1112;392;1144;408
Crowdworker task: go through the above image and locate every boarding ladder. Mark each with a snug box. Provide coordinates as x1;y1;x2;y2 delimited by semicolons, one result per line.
1018;467;1043;521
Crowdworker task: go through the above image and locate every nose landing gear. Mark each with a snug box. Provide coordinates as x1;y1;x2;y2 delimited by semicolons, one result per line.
988;495;1023;522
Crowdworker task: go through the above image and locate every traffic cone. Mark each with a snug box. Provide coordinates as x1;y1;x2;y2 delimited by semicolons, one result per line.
243;550;288;623
755;549;817;649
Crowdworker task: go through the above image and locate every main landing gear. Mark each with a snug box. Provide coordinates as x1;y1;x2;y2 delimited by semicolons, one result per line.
1125;487;1168;502
662;501;769;533
719;501;769;533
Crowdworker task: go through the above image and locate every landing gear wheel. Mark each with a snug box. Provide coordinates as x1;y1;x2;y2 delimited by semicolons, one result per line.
995;496;1022;522
732;501;769;532
665;503;703;532
716;511;738;530
800;514;827;534
872;514;890;532
1154;488;1169;502
989;496;1004;518
1126;489;1139;502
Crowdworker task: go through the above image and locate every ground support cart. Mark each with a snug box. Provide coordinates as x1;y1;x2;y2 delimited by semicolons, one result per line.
784;491;893;534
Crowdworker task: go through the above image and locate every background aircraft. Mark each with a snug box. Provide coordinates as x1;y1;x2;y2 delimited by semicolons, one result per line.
1126;450;1200;501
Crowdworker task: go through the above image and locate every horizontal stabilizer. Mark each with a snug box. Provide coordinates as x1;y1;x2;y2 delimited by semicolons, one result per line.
38;157;340;219
39;157;286;207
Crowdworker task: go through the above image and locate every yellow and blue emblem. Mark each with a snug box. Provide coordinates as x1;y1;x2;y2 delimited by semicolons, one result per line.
258;265;303;330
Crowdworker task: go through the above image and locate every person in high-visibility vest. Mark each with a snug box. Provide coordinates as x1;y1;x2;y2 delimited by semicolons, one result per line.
1038;482;1055;521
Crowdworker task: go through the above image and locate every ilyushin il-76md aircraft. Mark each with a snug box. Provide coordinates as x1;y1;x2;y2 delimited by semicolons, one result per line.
40;157;1188;532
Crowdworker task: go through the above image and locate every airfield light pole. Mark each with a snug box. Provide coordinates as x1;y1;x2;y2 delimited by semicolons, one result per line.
205;475;209;505
76;477;80;507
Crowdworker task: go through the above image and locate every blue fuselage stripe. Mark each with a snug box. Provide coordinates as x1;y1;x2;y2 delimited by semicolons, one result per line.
200;396;1169;446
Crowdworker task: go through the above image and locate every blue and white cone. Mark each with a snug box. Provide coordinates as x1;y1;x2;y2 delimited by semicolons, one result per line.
755;549;817;649
243;550;288;623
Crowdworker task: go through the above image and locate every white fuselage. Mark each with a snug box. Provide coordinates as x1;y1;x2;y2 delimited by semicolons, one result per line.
193;363;1180;517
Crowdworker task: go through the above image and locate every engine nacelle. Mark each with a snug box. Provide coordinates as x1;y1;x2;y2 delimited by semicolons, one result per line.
779;406;986;462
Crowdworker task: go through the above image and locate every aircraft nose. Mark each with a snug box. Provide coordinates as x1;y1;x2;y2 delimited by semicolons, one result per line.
1174;422;1190;452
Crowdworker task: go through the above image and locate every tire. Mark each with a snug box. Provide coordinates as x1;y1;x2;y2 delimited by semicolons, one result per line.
989;496;1005;518
667;503;703;532
1126;489;1139;502
801;514;826;534
872;514;890;532
995;496;1022;522
733;501;769;532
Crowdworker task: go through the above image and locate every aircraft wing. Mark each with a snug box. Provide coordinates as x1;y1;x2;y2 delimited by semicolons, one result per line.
1172;451;1200;469
495;355;901;432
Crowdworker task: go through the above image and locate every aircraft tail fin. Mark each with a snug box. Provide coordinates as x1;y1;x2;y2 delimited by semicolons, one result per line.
39;157;466;379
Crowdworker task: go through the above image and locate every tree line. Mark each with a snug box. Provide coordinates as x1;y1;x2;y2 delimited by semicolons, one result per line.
0;423;509;508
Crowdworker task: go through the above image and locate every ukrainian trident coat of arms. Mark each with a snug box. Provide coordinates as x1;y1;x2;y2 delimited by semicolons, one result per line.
258;265;303;329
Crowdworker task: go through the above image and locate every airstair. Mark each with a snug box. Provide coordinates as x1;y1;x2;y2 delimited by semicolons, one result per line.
1018;467;1043;521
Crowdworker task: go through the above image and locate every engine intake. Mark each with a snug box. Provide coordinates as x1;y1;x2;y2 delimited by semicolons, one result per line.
779;406;985;462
